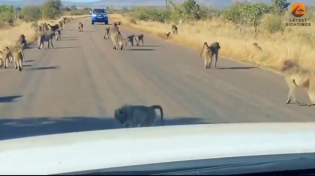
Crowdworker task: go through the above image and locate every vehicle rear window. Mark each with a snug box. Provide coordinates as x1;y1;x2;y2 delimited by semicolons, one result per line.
93;9;106;14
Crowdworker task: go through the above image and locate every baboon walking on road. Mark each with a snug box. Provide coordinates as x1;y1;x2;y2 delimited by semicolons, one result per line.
281;59;315;106
110;23;123;50
199;42;221;69
135;34;144;46
125;34;135;46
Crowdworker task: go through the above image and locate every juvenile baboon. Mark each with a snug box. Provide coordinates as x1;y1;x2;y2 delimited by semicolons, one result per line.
199;42;221;69
110;23;123;50
17;34;27;49
135;34;144;46
58;21;63;31
114;105;164;128
171;24;178;35
165;32;171;39
253;43;262;51
280;59;315;106
78;22;83;32
55;29;61;41
104;27;110;39
37;31;55;49
125;34;135;46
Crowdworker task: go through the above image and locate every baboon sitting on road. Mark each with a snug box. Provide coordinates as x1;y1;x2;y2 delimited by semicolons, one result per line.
199;42;221;69
114;105;164;127
104;27;110;39
280;59;315;106
78;22;83;32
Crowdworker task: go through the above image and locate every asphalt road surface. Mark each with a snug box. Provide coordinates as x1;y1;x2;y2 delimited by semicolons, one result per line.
0;17;313;140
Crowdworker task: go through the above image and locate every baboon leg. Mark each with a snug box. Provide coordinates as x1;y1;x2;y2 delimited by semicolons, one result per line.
119;41;123;50
141;39;144;46
214;53;218;68
18;59;22;71
50;40;54;48
204;57;208;68
307;90;315;106
4;58;8;69
14;59;18;69
207;54;213;69
37;37;42;49
47;41;50;49
286;88;300;105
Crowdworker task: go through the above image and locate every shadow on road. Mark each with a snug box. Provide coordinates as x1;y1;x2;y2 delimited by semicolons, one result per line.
60;38;77;41
24;60;34;63
54;46;80;49
218;66;257;70
128;49;154;51
28;66;59;71
0;116;210;140
23;64;32;67
0;95;22;103
81;31;95;32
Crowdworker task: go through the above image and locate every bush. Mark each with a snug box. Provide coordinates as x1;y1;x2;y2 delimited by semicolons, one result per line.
261;14;283;34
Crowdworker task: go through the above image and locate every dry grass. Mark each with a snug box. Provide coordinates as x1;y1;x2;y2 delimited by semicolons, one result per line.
0;15;89;49
110;13;315;71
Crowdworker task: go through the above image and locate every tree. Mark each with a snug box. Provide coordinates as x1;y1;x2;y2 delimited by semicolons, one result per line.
272;0;289;15
21;5;41;22
41;0;63;19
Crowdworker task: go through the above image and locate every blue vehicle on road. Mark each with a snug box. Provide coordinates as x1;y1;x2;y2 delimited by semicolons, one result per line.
91;8;108;25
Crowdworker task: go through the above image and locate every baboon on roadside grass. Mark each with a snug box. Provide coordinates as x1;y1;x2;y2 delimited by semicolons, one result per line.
114;105;164;128
171;24;178;35
165;32;171;39
253;43;262;51
281;59;315;106
199;42;221;69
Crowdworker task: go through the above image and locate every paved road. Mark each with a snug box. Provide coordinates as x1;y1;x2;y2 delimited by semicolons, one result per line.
0;17;313;140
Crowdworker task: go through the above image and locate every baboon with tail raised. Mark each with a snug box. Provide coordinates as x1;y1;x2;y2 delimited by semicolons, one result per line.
171;24;178;35
114;105;164;128
165;32;171;39
280;59;315;106
199;42;221;69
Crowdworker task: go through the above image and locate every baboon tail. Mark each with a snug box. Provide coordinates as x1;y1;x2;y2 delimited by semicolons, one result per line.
200;42;208;57
151;105;163;126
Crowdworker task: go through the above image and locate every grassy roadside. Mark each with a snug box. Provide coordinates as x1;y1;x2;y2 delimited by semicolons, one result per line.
110;13;315;72
0;15;89;49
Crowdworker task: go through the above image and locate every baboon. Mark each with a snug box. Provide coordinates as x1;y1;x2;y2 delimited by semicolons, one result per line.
114;105;164;128
37;31;55;49
10;46;24;71
125;34;135;46
171;24;178;35
165;32;171;39
104;27;110;39
253;43;262;51
48;24;59;32
58;21;63;31
0;47;12;68
135;34;144;46
17;34;27;49
110;23;123;50
55;29;61;41
117;21;121;25
199;42;221;69
78;22;83;32
280;59;315;106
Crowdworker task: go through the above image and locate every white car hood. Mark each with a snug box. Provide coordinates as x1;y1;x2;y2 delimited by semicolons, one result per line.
1;123;315;175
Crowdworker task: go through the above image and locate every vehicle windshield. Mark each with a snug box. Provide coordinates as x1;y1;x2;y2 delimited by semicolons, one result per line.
93;9;106;14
